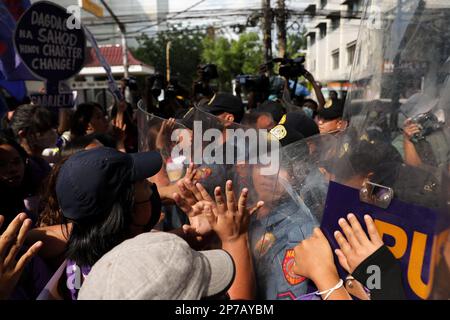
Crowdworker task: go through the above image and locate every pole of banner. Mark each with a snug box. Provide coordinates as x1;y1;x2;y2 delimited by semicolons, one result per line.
100;0;129;79
166;41;172;83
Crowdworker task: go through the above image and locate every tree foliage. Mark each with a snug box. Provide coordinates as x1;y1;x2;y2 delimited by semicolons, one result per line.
133;25;205;88
202;32;264;91
133;25;307;91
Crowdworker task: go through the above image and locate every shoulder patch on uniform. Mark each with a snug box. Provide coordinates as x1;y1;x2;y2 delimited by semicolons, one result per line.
282;249;306;285
270;124;287;141
325;99;333;109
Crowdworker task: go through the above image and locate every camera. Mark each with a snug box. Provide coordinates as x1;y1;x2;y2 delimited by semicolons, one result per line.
147;73;165;99
197;64;219;81
236;74;269;93
273;56;307;79
410;111;443;143
193;64;218;99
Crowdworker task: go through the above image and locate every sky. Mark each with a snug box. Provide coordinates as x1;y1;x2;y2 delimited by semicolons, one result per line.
170;0;310;13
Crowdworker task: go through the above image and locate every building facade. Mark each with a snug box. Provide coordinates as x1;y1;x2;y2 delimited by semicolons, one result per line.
304;0;363;96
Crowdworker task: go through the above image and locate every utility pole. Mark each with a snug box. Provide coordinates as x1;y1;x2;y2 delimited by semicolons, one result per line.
100;0;129;79
276;0;287;58
262;0;273;64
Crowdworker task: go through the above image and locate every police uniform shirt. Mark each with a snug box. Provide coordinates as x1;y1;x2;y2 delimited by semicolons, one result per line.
299;168;329;221
250;197;318;300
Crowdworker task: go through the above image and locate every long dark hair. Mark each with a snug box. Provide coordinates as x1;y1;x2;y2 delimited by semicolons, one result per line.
70;103;102;138
64;183;134;267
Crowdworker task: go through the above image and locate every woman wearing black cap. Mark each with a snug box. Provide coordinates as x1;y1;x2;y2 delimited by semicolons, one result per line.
51;147;163;299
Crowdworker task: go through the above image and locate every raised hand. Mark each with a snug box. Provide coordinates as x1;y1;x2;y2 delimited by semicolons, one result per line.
172;163;201;218
403;119;421;141
0;213;43;300
293;227;337;282
334;214;384;273
156;118;176;150
204;180;264;243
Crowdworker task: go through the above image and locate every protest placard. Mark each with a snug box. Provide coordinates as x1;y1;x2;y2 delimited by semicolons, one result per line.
14;1;85;107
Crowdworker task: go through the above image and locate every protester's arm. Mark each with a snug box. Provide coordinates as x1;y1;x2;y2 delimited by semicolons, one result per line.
158;163;198;205
0;214;42;300
304;70;325;110
293;228;352;300
149;118;178;187
402;119;423;167
334;214;406;300
203;181;264;300
110;101;128;153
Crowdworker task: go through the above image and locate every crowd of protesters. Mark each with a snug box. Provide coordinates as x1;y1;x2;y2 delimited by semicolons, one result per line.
0;60;448;301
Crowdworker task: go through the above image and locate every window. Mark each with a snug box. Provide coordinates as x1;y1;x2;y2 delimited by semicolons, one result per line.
347;42;356;66
331;17;340;31
319;25;327;39
309;33;316;46
348;0;362;15
332;50;340;70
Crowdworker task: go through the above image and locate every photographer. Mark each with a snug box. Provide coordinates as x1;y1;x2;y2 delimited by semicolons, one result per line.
303;70;325;115
235;74;270;110
192;64;218;103
402;113;449;169
403;118;424;167
273;57;325;114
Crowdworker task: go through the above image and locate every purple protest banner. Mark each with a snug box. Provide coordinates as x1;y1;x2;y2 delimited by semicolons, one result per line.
0;0;35;81
320;181;449;300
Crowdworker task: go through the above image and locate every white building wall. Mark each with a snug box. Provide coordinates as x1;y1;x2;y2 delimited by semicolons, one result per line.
305;0;362;91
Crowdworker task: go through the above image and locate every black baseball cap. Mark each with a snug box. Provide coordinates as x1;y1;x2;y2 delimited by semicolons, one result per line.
317;99;344;120
56;147;162;221
269;114;305;147
284;112;319;138
198;93;244;123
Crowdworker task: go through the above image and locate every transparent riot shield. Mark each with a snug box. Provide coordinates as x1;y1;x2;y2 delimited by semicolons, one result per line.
429;170;450;300
250;132;340;300
178;107;281;207
136;101;191;184
319;0;450;300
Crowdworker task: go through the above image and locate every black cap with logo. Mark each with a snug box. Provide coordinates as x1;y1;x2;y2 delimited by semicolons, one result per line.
198;92;244;123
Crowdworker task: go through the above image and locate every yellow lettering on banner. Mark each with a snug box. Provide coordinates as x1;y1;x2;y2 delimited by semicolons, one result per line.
408;232;437;300
79;0;104;18
374;220;407;258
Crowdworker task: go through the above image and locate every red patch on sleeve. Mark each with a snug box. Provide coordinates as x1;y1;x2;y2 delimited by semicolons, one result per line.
282;249;306;285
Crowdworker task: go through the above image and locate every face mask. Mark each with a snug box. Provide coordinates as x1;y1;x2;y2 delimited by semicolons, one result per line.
303;107;314;119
